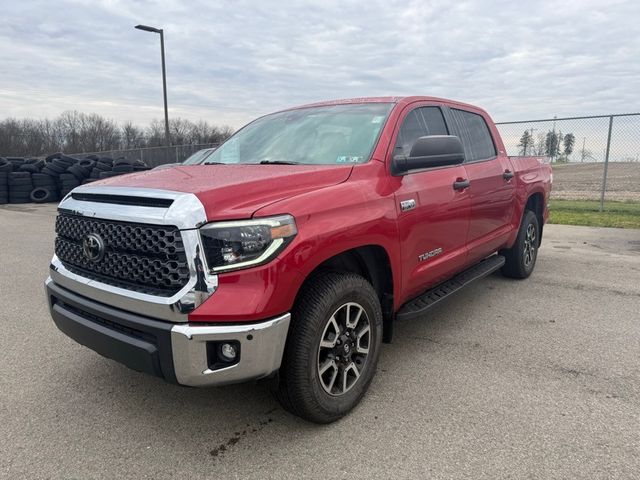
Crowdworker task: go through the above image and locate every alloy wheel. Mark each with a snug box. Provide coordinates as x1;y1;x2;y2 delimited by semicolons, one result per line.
523;223;537;267
317;302;371;396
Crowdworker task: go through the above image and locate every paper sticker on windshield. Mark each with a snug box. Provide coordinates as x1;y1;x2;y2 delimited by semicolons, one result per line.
336;156;363;163
371;116;384;124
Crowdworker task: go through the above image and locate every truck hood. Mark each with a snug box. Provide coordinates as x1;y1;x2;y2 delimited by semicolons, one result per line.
91;164;353;220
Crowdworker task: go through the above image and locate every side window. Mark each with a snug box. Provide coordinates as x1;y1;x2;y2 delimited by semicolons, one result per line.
395;110;425;156
420;107;448;136
395;107;448;156
449;108;496;162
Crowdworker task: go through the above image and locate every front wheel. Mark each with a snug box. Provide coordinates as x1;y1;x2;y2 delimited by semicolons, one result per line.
274;272;382;423
501;210;540;279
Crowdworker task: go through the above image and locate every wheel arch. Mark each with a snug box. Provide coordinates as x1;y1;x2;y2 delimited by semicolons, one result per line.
294;245;395;342
524;191;545;243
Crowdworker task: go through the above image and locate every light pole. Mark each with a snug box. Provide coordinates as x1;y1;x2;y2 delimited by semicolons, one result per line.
135;24;171;146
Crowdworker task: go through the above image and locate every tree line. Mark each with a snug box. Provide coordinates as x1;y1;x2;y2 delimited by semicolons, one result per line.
517;129;576;162
0;111;234;157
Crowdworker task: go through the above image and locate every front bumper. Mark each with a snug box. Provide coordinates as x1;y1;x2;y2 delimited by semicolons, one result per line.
45;278;290;387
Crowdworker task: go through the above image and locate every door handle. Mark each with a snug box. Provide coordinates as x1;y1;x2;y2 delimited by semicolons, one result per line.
453;178;470;190
503;170;514;180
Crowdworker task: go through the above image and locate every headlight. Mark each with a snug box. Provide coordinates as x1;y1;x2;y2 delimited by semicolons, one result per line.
199;215;297;273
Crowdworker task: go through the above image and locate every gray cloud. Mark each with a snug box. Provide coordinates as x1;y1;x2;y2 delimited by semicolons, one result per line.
0;0;638;129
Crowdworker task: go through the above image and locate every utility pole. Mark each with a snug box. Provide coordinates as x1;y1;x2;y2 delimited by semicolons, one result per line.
551;116;557;162
599;116;614;212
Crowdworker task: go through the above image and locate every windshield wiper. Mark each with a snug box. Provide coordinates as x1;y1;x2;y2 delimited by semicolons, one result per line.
203;161;225;165
258;160;301;165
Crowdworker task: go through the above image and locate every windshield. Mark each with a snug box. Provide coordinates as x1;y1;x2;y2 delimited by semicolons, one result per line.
183;148;215;165
202;103;393;166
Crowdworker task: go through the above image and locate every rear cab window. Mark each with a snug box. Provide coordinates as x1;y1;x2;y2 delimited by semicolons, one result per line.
448;108;496;162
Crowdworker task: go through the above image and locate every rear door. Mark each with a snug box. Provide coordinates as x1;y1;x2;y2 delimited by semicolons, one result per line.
445;107;515;263
391;104;471;301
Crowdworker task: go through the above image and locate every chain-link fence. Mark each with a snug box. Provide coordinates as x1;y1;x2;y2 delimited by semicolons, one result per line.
74;143;220;168
496;113;640;209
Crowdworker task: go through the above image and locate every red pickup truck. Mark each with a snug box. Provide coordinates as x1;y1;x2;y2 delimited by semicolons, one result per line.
46;96;551;423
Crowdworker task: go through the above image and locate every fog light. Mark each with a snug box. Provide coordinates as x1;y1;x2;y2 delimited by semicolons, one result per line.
220;343;237;361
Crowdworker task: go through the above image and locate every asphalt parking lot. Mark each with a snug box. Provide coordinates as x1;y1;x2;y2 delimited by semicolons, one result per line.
1;203;639;479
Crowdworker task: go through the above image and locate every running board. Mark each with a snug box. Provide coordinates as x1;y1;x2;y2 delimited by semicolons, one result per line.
396;254;505;321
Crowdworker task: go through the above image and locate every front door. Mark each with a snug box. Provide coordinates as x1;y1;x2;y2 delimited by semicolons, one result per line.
391;105;471;301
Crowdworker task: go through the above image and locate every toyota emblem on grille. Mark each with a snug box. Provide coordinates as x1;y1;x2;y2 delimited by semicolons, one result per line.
82;233;105;262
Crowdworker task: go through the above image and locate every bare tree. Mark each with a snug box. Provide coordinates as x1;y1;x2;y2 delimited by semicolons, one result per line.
145;119;165;147
0;111;233;156
532;132;546;155
121;122;146;149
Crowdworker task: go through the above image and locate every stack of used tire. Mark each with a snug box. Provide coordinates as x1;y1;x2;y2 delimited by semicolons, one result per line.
0;154;150;204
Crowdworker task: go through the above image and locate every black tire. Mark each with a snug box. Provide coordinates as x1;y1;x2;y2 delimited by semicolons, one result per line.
41;167;60;177
30;187;58;203
49;159;69;173
8;171;30;181
501;210;540;279
98;171;122;178
58;173;77;182
18;163;40;174
31;173;57;187
275;272;382;423
112;163;134;173
25;158;45;169
9;185;33;193
67;164;87;180
8;179;32;186
8;173;33;189
7;157;25;168
79;159;96;169
59;154;78;164
45;152;63;162
0;158;12;172
93;161;112;171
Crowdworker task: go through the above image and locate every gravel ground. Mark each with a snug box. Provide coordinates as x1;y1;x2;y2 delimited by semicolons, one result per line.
1;203;639;479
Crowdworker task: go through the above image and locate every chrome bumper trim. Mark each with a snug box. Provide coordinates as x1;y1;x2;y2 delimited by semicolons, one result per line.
51;186;217;322
171;313;291;387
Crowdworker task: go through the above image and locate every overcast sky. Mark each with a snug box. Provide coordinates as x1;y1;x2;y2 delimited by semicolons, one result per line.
1;0;638;129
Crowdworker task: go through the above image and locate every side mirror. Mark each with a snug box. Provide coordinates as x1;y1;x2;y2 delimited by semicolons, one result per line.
392;135;465;175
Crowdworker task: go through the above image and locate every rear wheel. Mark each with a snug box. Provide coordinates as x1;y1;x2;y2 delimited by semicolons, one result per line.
275;272;382;423
501;210;539;279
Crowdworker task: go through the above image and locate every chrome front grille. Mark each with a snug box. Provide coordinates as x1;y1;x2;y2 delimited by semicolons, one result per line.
54;212;190;296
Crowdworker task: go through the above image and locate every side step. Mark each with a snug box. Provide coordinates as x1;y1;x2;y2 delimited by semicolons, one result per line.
396;254;505;321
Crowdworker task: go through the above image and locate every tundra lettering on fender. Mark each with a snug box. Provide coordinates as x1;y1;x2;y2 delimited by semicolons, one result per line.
45;96;552;423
